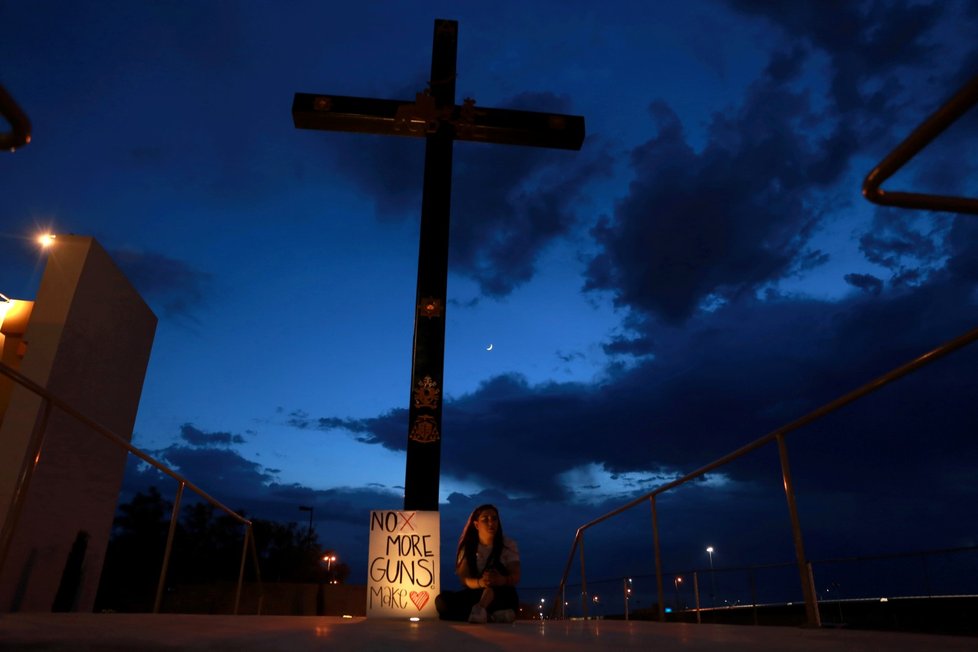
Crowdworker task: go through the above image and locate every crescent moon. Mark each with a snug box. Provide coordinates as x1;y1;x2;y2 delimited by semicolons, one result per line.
486;343;493;351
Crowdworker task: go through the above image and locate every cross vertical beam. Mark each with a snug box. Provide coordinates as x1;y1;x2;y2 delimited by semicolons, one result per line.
403;20;457;511
292;19;585;513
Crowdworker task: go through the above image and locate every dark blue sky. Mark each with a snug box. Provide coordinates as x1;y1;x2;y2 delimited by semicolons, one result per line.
2;1;977;604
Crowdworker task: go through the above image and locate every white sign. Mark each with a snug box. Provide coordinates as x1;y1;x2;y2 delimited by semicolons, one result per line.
366;510;440;619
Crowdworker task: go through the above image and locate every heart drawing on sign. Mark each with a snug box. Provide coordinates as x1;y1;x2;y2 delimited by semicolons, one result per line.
409;591;429;611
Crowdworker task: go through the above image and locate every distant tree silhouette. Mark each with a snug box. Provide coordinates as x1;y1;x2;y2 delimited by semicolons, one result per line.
95;488;346;612
248;518;319;582
172;502;244;584
95;487;170;612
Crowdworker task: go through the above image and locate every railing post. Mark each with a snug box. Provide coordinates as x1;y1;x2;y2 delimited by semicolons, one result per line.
921;552;932;598
248;524;264;615
154;481;185;613
0;361;261;614
649;496;665;622
0;398;53;579
693;570;701;624
579;532;589;619
749;567;758;625
234;525;250;615
776;433;820;627
807;561;820;622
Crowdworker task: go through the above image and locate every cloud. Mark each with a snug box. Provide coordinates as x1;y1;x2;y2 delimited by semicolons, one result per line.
584;81;840;324
110;247;212;321
726;0;946;118
124;445;400;525
290;262;978;530
317;87;611;297
130;252;978;586
155;445;277;494
843;272;883;295
179;423;246;447
287;408;406;447
946;217;978;283
447;93;614;297
119;443;407;584
859;210;950;270
584;1;976;328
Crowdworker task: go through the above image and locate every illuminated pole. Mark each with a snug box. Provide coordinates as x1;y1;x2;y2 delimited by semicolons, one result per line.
623;578;632;620
706;546;716;607
674;576;683;611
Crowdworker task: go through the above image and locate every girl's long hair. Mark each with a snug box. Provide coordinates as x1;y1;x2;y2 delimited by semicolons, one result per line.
456;504;506;578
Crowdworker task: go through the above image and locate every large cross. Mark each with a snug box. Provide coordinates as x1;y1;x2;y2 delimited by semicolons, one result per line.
293;19;585;511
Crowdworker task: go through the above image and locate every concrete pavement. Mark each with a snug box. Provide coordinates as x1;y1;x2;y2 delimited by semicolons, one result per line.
2;614;977;651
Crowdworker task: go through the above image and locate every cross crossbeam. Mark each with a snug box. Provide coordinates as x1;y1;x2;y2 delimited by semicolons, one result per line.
292;93;585;150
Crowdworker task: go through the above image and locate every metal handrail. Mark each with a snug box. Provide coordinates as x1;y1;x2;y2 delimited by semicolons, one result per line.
0;85;32;152
553;324;978;623
862;73;978;215
556;542;978;623
0;360;264;613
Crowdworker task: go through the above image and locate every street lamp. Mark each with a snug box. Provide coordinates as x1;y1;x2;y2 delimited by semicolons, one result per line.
674;576;683;611
323;553;338;583
706;546;716;607
623;578;632;621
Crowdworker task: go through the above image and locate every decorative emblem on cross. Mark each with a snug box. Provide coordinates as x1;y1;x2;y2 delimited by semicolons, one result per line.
409;415;440;443
417;297;443;319
414;375;440;409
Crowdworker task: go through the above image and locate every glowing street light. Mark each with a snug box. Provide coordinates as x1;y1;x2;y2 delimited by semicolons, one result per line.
37;233;56;248
706;546;717;607
323;552;338;584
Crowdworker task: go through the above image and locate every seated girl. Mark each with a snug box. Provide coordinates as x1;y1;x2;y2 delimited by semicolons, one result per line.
435;504;520;623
